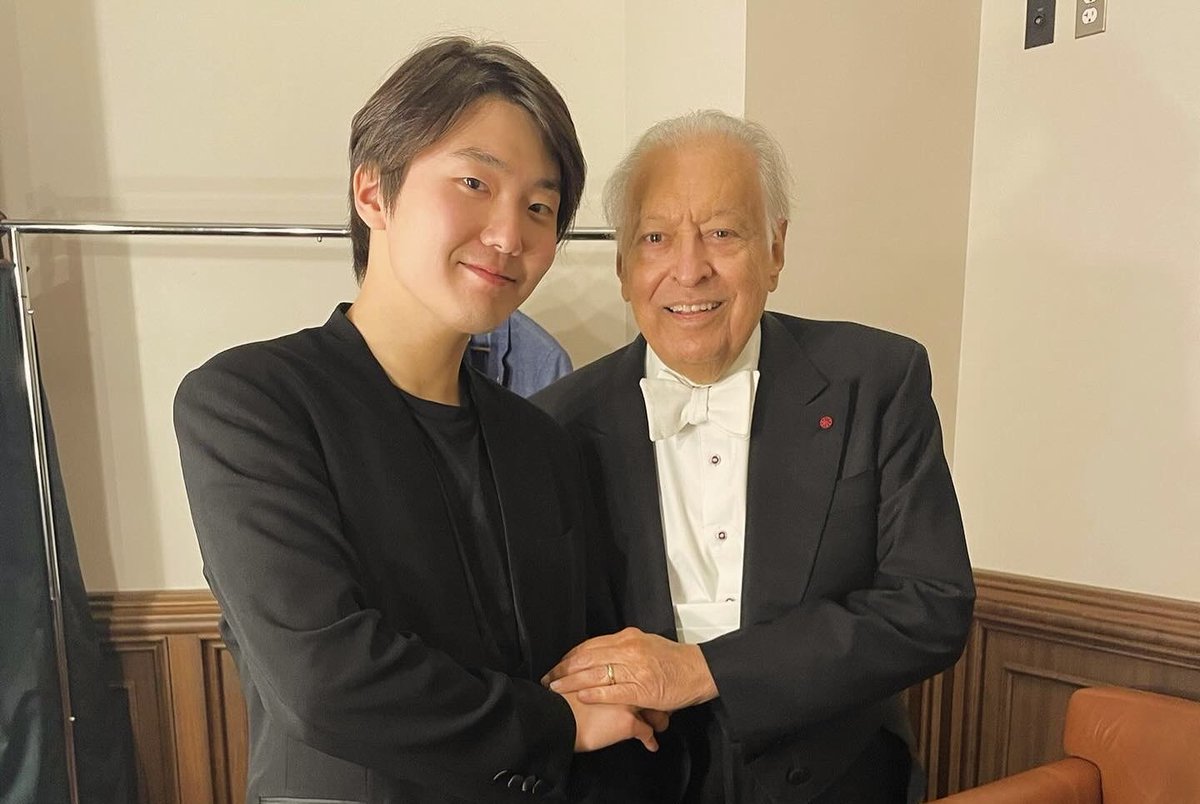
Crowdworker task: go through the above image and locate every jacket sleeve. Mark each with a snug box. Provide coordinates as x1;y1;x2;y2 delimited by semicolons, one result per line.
173;357;576;800
698;342;975;751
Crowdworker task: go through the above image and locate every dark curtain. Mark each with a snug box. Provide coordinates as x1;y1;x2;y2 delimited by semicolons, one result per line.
1;264;135;803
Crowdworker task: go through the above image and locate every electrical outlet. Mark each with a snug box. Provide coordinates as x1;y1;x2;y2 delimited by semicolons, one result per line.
1026;0;1056;49
1076;0;1107;38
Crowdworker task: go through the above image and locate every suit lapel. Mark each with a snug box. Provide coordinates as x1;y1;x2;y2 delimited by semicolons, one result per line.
471;373;569;677
322;307;466;548
323;310;460;544
589;341;678;639
742;314;849;624
320;309;491;658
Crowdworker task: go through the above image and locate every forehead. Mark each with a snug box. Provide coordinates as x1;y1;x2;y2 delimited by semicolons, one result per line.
424;97;559;180
631;135;763;221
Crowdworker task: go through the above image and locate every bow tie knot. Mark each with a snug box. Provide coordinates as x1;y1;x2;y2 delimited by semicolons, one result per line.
640;370;758;441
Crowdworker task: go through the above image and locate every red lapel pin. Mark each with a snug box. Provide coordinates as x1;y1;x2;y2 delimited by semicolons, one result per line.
819;415;834;430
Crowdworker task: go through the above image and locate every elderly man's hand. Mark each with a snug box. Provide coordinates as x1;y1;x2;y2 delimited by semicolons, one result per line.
543;627;719;712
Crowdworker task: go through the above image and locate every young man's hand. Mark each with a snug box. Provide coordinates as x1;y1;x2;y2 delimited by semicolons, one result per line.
561;692;665;753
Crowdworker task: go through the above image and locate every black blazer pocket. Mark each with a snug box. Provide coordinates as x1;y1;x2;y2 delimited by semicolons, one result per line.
829;470;880;511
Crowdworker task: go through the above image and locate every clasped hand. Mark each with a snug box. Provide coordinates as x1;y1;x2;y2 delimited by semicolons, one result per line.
561;692;668;753
545;627;719;714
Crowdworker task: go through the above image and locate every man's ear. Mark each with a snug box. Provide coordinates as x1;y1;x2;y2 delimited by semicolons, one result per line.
352;165;388;229
616;251;631;302
767;218;788;292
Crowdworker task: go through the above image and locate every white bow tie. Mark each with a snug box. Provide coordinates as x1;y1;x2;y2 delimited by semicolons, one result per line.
639;369;758;442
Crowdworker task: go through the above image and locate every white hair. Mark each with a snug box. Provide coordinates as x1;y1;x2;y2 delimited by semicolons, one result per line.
602;109;792;248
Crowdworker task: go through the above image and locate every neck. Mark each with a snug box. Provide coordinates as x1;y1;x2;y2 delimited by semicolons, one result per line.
347;267;468;405
661;358;733;386
651;323;763;386
672;369;717;385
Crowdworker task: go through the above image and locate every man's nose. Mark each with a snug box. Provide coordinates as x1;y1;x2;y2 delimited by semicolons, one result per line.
480;203;523;256
672;232;713;287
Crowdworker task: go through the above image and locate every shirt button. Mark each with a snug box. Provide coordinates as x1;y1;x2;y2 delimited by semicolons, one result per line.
716;530;727;541
709;454;721;465
725;596;737;602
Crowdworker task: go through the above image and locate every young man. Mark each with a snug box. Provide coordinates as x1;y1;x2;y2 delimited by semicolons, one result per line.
175;38;657;803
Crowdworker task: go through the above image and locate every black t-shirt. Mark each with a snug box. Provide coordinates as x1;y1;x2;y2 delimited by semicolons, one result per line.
398;381;523;675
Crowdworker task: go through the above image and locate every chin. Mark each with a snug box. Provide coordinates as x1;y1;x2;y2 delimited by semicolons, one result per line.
463;311;512;336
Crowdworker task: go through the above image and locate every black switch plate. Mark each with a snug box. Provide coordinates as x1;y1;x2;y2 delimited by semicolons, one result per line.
1025;0;1056;49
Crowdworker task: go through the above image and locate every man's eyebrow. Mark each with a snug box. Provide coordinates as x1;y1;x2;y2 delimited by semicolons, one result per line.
452;147;560;194
454;147;508;171
637;212;680;228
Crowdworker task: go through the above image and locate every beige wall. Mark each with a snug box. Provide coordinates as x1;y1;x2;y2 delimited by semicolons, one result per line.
538;0;747;347
0;1;744;590
9;2;1195;602
745;1;983;455
953;0;1200;601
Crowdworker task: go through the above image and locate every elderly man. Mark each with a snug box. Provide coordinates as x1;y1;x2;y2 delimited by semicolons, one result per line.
535;111;974;803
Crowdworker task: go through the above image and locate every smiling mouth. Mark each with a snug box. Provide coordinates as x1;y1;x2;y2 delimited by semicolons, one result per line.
665;301;722;314
463;262;516;285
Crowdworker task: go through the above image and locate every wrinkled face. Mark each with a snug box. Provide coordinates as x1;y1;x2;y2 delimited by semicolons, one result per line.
357;97;562;335
617;136;786;383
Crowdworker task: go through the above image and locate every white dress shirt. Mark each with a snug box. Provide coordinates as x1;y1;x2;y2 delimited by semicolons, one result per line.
641;327;761;644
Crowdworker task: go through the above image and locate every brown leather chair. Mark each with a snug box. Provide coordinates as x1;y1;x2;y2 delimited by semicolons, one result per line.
936;686;1200;803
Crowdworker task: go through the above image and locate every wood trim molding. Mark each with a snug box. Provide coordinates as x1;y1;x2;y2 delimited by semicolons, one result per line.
90;589;221;638
973;570;1200;662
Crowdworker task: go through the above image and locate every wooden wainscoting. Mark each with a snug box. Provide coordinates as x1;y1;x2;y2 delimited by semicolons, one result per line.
90;573;1200;803
919;571;1200;798
90;591;246;804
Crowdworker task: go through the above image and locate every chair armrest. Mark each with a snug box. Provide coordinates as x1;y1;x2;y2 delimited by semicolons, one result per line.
1065;686;1200;802
932;757;1101;803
